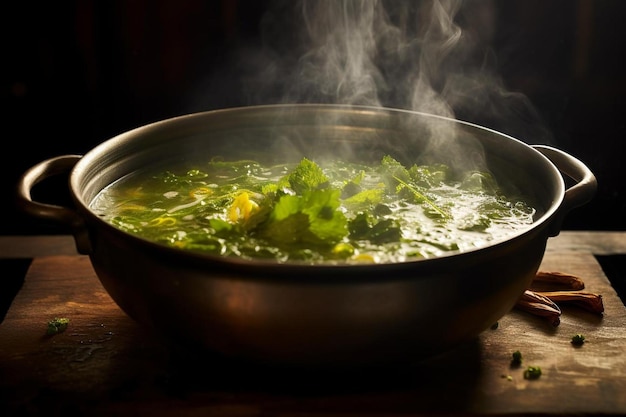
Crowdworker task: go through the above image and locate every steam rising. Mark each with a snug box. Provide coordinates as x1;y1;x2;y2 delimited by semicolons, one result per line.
242;0;551;147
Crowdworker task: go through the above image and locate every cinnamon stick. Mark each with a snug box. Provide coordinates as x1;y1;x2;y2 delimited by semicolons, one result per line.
515;290;562;326
533;271;586;290
536;291;604;315
516;271;604;325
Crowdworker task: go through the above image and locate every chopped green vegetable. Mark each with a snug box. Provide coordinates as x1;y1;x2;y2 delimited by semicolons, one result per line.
258;188;348;246
511;350;523;366
347;212;402;244
523;366;542;380
283;157;330;194
342;187;385;208
47;317;70;335
459;170;498;192
571;334;586;346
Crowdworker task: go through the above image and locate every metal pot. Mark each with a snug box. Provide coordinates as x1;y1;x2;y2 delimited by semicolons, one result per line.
16;104;596;367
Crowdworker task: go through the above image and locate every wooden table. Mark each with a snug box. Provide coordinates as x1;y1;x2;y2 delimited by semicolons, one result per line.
1;232;625;416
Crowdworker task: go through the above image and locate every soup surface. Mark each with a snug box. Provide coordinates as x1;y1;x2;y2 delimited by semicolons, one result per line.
90;155;536;264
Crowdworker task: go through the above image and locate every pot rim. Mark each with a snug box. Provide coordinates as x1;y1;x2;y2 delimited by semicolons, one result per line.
70;103;565;271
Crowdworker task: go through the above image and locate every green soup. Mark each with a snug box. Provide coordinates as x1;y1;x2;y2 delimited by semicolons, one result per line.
90;155;536;264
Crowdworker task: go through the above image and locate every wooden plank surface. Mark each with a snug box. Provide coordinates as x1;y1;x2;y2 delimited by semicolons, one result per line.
1;249;625;416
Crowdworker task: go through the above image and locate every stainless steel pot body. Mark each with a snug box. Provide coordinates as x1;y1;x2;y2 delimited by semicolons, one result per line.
17;104;596;366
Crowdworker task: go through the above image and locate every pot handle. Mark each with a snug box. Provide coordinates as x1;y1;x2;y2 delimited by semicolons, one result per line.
16;155;92;254
532;145;597;236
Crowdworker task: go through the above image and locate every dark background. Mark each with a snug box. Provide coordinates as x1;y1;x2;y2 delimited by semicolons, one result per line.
3;0;625;235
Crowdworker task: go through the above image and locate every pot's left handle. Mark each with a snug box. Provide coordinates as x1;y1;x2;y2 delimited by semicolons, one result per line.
16;155;92;254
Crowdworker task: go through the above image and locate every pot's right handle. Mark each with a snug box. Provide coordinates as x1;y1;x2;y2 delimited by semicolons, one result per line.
16;155;92;254
532;145;598;236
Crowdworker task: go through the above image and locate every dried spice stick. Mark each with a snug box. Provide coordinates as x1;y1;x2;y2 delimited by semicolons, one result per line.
515;290;562;326
533;271;586;290
536;291;604;315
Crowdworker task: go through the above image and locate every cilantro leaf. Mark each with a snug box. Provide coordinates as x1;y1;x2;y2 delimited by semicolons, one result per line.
284;158;330;194
258;189;348;246
342;187;385;209
380;155;411;191
348;212;402;244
